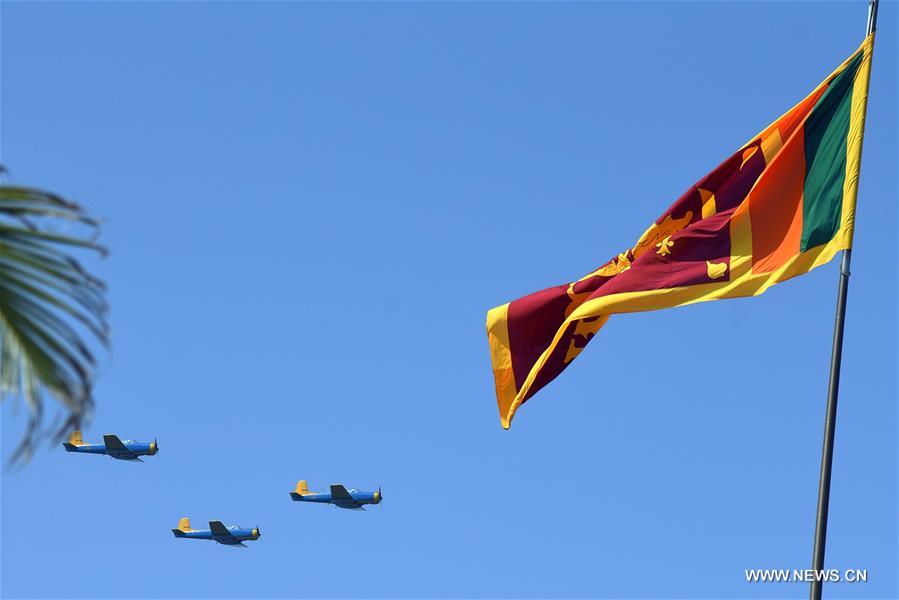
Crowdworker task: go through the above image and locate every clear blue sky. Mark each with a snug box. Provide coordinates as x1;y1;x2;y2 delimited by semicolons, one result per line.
1;2;896;599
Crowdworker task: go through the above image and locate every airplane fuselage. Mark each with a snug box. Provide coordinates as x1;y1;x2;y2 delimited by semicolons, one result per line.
175;527;259;545
63;440;157;460
290;489;381;509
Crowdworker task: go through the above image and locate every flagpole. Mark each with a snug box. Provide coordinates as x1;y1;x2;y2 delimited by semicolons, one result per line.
809;1;877;598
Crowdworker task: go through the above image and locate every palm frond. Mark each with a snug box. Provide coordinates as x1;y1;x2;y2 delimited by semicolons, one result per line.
0;167;108;462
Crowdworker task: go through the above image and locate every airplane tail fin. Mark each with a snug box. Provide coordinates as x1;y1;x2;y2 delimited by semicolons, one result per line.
63;431;85;451
290;480;310;500
172;517;194;537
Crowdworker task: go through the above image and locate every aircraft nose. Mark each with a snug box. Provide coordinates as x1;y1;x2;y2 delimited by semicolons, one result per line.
149;439;158;454
252;527;260;539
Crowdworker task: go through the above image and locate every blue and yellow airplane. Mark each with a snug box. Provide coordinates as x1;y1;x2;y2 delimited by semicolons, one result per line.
62;431;158;461
171;518;260;547
289;480;382;510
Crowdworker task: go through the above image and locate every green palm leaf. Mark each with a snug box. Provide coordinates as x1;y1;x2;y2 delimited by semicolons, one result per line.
0;167;108;462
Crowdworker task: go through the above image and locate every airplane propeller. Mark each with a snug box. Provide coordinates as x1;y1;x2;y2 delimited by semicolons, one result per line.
154;438;159;454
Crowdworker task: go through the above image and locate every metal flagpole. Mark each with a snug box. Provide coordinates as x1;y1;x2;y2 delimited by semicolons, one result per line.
809;1;878;598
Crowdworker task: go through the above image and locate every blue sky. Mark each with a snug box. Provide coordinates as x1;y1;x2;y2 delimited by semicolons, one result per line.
1;2;896;598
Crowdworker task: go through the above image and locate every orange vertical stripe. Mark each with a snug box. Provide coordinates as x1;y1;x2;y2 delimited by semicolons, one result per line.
750;131;806;273
768;86;826;146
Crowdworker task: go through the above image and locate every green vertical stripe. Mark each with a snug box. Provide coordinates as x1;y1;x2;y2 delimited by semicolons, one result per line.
801;52;864;251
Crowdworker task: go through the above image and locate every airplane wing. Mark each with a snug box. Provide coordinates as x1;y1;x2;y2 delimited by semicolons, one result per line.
103;435;137;459
208;521;234;538
330;484;362;509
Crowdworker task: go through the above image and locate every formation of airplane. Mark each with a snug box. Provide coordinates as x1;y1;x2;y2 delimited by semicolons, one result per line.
290;480;382;510
171;518;260;547
64;431;382;547
62;431;158;461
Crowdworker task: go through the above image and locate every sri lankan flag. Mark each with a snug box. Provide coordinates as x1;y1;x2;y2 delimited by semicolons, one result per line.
486;35;875;429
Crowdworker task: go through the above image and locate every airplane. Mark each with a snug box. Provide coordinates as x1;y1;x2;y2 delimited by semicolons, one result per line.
289;480;382;510
171;518;260;547
62;431;158;461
